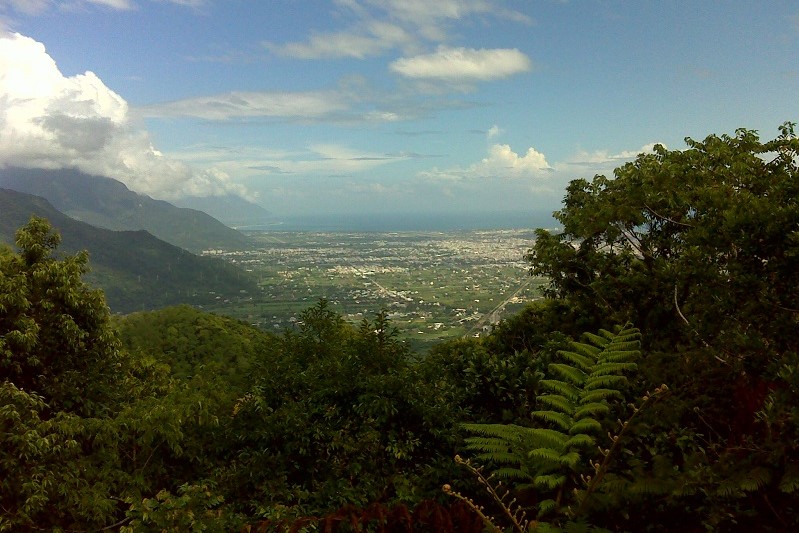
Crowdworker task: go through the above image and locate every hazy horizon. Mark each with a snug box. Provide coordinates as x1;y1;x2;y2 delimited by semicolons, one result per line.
236;209;558;233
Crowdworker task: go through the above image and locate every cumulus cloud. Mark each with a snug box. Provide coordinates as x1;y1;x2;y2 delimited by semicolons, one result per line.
0;32;250;200
390;46;531;82
420;143;551;181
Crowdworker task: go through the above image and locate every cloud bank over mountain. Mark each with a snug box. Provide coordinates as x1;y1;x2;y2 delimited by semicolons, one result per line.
0;32;250;200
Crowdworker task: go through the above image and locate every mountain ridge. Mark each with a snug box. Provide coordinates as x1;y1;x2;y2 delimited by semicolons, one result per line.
0;167;251;253
0;188;260;313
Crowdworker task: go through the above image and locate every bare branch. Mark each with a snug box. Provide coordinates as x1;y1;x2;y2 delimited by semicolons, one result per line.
644;203;693;228
673;285;728;365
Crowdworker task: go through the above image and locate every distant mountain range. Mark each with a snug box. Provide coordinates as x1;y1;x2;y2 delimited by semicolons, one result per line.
0;188;260;313
0;167;251;253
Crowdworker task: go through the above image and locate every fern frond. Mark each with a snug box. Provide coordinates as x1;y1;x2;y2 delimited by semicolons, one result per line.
779;463;799;493
461;423;527;440
590;362;638;376
736;467;772;492
557;350;595;371
563;433;595;449
715;480;743;498
537;394;575;414
462;437;511;452
533;474;567;490
580;388;623;403
540;379;580;400
549;363;588;385
537;498;558;516
564;342;601;360
583;376;628;391
492;466;533;481
532;410;573;431
470;451;526;466
457;322;645;529
526;428;570;450
529;447;567;463
568;418;602;435
581;332;610;347
558;450;582;469
607;325;640;340
573;402;610;418
599;350;640;363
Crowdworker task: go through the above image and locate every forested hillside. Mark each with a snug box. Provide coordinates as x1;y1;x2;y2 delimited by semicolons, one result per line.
0;189;260;313
1;125;798;531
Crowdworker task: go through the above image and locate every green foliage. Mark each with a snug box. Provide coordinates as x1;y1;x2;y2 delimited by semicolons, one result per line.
0;218;232;531
0;216;122;417
527;123;799;360
225;300;461;519
117;304;277;392
123;482;243;532
462;324;642;521
423;336;546;424
524;123;799;530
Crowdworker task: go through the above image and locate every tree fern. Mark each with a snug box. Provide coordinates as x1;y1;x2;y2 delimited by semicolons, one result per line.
462;324;643;520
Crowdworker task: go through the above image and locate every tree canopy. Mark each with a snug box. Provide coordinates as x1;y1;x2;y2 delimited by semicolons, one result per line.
528;123;799;366
0;216;122;417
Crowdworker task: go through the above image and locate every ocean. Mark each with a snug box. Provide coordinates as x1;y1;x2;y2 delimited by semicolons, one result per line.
236;211;558;233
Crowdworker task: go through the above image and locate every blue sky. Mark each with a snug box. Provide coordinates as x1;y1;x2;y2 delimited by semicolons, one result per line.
1;1;797;217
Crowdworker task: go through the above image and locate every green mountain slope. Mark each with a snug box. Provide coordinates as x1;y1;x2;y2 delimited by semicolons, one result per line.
0;188;260;313
0;167;251;253
116;305;277;390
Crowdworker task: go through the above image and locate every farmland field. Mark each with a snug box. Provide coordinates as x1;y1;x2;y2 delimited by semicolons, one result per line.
202;229;547;351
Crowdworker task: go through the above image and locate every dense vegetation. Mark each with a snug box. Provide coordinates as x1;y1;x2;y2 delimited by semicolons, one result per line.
1;124;798;531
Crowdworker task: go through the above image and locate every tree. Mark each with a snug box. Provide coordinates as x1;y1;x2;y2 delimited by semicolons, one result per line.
1;216;122;417
527;123;799;369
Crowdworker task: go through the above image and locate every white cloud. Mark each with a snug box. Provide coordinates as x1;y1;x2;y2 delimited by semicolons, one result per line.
363;0;532;40
141;77;417;124
487;124;502;139
0;32;251;200
168;143;405;180
268;0;532;61
142;91;351;121
4;1;51;15
3;0;202;14
267;21;413;60
560;143;664;168
420;143;551;181
85;0;133;9
390;46;531;82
